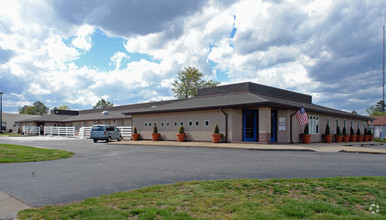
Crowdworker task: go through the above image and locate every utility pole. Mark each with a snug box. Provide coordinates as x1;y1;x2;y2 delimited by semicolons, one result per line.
0;92;3;133
383;12;385;111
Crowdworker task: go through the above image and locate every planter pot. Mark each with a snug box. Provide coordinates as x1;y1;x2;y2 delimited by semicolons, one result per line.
177;133;186;142
363;135;369;142
302;134;312;144
152;133;160;141
357;135;364;142
132;133;140;141
212;134;222;143
323;134;333;143
369;135;374;141
350;135;357;142
335;135;343;143
343;135;350;142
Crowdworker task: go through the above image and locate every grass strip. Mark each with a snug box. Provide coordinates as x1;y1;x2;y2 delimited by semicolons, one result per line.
0;143;74;163
0;133;22;136
19;176;385;219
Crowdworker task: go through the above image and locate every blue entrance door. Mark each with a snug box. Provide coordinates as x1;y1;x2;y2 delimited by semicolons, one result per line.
271;110;277;142
243;110;257;141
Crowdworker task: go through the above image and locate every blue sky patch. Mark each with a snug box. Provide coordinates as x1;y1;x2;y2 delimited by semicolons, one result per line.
66;29;160;71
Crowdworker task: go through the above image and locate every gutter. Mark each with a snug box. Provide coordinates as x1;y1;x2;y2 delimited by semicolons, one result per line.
220;107;228;143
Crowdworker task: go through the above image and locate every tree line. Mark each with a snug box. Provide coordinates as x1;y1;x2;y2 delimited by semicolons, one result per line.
18;99;114;115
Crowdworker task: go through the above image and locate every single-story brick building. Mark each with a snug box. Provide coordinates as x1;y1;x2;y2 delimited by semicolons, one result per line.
18;82;372;143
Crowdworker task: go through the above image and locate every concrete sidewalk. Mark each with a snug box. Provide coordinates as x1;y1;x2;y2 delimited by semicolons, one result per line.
112;140;386;154
0;191;30;220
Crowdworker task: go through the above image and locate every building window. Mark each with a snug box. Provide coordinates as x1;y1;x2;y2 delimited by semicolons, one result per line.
166;121;170;127
144;122;147;127
180;121;184;126
160;121;164;127
188;121;193;127
195;120;200;127
174;121;178;127
205;120;210;127
308;115;319;134
154;122;157;126
149;122;152;127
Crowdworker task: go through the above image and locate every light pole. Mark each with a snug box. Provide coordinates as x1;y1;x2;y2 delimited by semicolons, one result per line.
0;92;3;133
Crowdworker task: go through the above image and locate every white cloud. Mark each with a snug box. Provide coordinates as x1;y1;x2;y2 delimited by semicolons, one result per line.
71;24;94;50
109;51;130;70
28;83;51;95
0;0;384;115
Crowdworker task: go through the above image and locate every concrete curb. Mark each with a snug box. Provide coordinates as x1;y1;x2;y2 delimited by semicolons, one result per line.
110;140;386;154
0;191;30;220
338;150;386;154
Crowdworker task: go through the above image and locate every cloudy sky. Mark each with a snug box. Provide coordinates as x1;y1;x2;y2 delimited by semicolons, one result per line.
0;0;385;114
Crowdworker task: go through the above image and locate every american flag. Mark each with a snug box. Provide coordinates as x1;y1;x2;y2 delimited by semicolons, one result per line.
295;106;309;126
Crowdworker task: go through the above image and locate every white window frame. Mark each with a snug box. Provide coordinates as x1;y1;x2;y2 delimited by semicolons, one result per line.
308;115;319;134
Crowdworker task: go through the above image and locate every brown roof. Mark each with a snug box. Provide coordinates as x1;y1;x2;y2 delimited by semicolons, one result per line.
122;91;372;121
370;116;386;126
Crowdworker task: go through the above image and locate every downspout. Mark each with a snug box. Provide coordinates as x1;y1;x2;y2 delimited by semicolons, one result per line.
220;107;228;143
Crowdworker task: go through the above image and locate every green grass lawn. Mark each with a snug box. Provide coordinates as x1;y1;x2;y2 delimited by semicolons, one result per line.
0;143;74;163
0;133;22;136
19;177;385;219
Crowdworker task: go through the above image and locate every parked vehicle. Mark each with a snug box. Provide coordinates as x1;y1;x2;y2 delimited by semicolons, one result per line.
90;125;122;143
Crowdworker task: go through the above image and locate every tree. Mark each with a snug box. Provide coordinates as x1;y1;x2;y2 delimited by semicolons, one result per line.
366;100;386;116
18;101;49;115
351;110;358;114
53;105;70;110
171;66;220;99
376;100;385;112
93;98;114;109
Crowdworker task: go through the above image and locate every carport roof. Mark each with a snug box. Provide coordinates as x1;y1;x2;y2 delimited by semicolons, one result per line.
16;99;179;123
16;114;74;123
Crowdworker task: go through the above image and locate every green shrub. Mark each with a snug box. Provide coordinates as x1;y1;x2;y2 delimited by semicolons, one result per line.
179;126;185;134
214;125;219;134
350;127;354;135
133;127;138;134
325;124;330;135
356;128;361;136
304;124;309;134
342;127;347;135
336;126;341;135
153;125;158;134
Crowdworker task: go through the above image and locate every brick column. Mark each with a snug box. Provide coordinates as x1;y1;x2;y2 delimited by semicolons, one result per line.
258;107;271;144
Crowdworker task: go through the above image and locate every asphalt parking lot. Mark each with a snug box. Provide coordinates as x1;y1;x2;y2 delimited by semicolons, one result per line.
0;136;385;208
